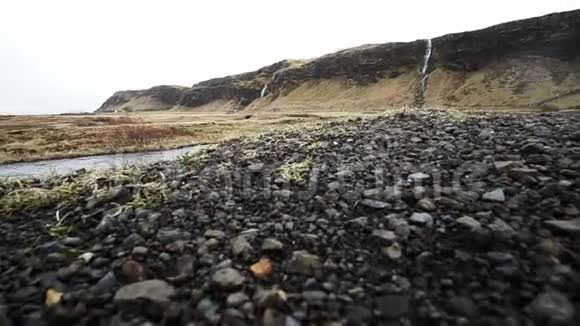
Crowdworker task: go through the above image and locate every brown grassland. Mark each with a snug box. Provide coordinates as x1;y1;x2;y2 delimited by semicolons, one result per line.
0;111;380;164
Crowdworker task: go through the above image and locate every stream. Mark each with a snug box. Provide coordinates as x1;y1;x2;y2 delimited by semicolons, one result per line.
0;144;211;178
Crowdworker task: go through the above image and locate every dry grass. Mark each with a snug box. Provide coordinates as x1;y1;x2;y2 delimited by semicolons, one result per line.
424;57;580;109
107;125;192;150
245;75;418;113
75;116;143;127
0;111;371;164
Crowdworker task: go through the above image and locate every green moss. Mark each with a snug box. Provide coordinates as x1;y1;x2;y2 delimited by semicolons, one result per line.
447;109;469;123
0;165;149;214
48;224;72;239
0;182;85;214
126;182;167;209
279;158;313;183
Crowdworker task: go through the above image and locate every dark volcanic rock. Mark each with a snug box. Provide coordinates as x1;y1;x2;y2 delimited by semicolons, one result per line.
376;294;409;319
432;10;580;71
212;268;246;291
268;41;425;95
528;291;575;323
286;251;322;275
114;280;175;303
544;218;580;236
2;111;580;324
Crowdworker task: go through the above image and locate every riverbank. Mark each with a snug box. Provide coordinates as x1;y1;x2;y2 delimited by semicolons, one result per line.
1;110;579;325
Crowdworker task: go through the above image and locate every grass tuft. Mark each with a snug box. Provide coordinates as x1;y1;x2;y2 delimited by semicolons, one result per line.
0;182;85;214
0;165;148;214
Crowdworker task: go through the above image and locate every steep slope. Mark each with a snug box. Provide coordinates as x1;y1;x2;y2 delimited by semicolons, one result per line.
96;85;188;113
260;9;580;111
424;9;580;109
96;60;305;113
97;9;580;113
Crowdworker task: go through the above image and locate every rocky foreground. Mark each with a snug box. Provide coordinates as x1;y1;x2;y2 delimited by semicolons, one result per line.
1;110;580;325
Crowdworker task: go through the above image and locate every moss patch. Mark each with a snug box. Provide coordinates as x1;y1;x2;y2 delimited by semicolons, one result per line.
279;158;313;183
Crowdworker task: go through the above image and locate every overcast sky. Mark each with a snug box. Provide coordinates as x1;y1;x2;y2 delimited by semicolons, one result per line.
1;0;579;115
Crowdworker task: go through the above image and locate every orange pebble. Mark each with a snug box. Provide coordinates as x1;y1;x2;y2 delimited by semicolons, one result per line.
251;257;273;279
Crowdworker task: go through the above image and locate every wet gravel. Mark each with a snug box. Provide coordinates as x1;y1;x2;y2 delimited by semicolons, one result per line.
1;111;580;325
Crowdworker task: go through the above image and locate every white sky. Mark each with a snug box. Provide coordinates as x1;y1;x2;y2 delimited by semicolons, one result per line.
1;0;579;115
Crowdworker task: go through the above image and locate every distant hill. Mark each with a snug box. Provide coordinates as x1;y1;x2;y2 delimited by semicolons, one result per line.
96;9;580;113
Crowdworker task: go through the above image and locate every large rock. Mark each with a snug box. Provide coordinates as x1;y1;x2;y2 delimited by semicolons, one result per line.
371;230;397;243
482;188;506;202
544;218;580;236
262;238;284;252
410;212;434;225
157;229;191;244
456;216;482;230
286;251;322;275
231;236;253;257
114;280;176;303
360;199;391;209
528;291;575;323
212;268;246;291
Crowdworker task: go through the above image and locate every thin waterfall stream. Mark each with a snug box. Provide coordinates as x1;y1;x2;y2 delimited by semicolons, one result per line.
416;39;433;106
260;83;269;97
421;39;432;75
420;39;432;92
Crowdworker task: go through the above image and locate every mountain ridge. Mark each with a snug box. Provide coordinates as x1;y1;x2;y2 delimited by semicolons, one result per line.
97;9;580;113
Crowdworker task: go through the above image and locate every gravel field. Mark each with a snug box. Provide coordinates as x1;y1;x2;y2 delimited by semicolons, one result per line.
1;110;580;325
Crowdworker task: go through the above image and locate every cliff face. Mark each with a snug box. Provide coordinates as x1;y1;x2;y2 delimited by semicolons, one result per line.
97;9;580;113
267;42;425;94
96;86;187;113
422;10;580;109
96;60;304;113
432;10;580;72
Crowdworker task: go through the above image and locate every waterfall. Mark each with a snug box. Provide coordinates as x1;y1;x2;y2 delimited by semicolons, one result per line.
260;83;269;97
421;39;432;75
416;39;433;107
261;72;279;98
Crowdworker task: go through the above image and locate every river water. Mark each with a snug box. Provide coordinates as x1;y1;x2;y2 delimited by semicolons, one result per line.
0;145;210;178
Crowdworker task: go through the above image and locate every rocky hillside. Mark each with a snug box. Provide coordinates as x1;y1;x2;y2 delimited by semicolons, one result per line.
95;60;305;113
2;110;580;324
97;9;580;113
